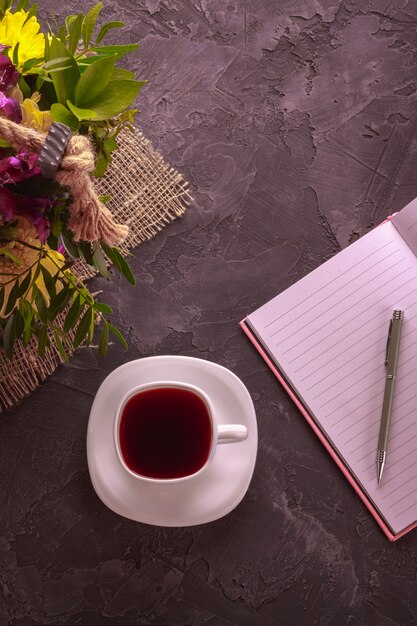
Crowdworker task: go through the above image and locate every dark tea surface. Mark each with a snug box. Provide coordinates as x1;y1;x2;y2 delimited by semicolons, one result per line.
119;387;212;479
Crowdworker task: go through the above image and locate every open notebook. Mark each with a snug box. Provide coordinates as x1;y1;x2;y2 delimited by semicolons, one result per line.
241;197;417;541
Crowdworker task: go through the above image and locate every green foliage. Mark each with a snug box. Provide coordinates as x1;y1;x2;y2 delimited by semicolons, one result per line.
84;80;144;121
66;100;97;121
81;1;102;49
47;37;80;105
0;1;143;360
32;3;145;174
0;242;133;360
0;0;35;16
50;103;80;130
74;55;115;105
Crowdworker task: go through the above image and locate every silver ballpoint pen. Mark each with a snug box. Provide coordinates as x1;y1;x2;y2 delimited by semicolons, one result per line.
377;309;404;483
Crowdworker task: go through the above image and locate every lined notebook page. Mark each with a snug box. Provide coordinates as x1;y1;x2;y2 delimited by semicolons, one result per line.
392;197;417;257
247;220;417;535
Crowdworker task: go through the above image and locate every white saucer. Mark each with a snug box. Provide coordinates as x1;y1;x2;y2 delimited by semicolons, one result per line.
86;356;258;527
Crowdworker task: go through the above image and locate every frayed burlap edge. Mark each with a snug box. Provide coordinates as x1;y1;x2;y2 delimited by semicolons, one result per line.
0;127;192;410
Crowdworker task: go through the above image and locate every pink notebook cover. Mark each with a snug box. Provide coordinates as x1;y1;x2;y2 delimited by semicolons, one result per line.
240;318;417;541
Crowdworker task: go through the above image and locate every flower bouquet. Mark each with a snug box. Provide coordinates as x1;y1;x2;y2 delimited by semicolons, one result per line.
0;0;147;362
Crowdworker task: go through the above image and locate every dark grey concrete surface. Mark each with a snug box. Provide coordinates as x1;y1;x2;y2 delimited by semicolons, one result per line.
2;1;417;624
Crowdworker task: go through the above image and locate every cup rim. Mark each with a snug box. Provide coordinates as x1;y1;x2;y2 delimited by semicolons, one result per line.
113;380;216;483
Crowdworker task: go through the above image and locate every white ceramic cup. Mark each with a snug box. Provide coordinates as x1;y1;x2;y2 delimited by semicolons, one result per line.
114;380;248;483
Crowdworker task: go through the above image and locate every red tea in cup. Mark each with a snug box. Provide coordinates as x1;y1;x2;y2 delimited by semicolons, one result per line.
119;386;213;479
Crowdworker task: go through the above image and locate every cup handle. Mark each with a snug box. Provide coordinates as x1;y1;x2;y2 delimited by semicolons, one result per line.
217;424;248;444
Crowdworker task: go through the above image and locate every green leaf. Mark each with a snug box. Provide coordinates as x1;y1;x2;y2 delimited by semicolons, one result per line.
35;74;47;88
58;26;67;45
77;55;108;69
94;302;112;315
82;1;102;49
91;43;139;59
19;298;33;332
22;300;34;345
66;100;97;121
16;0;30;9
22;57;43;73
96;20;124;45
44;30;50;59
61;232;80;259
102;134;118;159
53;328;69;363
32;262;41;284
59;260;75;273
50;102;80;130
51;207;63;238
88;307;95;343
42;56;74;69
92;243;110;279
4;281;19;316
13;309;24;340
74;55;115;106
108;323;127;349
82;79;144;120
101;242;122;271
12;42;19;67
23;321;33;346
24;3;38;23
98;321;109;356
65;14;78;33
49;285;70;320
0;0;12;14
77;241;94;266
68;13;83;55
3;313;15;359
48;37;80;105
93;151;108;177
63;295;81;332
110;67;135;80
18;76;31;99
109;247;136;285
18;270;32;298
40;265;57;300
35;289;48;323
38;324;48;358
74;308;93;348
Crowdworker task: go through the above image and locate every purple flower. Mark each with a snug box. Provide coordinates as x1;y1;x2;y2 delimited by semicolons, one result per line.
0;151;41;184
0;55;19;92
0;91;21;123
16;196;52;243
0;182;52;243
0;186;17;221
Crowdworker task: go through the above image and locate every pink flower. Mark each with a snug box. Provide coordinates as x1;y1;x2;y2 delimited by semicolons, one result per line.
0;186;17;221
0;151;40;184
0;184;52;243
0;91;21;123
0;55;19;91
16;196;52;243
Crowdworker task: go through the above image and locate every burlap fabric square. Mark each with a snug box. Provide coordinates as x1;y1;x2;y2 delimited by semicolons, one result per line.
0;128;191;410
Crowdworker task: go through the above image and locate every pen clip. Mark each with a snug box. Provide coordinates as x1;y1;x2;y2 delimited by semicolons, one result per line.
385;318;393;367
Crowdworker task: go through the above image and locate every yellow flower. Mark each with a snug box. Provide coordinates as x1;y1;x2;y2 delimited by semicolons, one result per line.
20;92;52;132
0;218;64;316
0;9;45;70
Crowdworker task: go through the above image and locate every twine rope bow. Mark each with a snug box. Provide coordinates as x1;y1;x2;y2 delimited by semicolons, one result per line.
0;116;128;246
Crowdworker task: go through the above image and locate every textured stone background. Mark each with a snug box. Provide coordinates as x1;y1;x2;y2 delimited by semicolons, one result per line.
1;1;417;624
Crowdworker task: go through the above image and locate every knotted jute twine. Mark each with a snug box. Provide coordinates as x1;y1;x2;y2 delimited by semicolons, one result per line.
0;116;128;245
0;120;192;410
